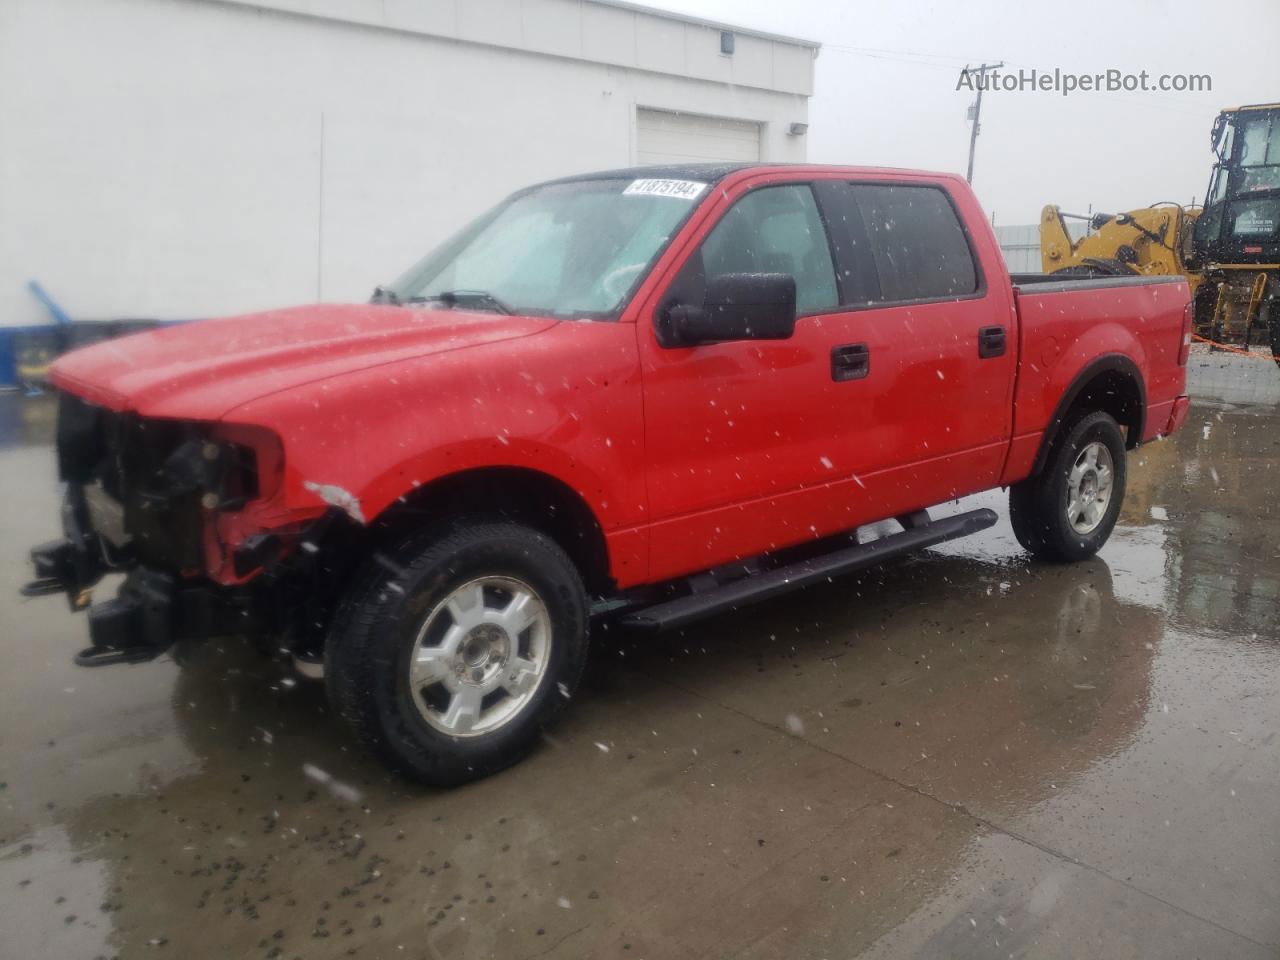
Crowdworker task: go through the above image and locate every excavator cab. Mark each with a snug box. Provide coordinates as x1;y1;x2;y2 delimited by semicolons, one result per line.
1192;105;1280;266
1190;104;1280;349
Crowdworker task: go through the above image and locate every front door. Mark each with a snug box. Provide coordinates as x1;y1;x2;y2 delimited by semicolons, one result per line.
637;177;883;582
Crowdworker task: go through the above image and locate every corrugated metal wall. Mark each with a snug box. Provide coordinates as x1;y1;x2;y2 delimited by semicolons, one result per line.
993;224;1042;274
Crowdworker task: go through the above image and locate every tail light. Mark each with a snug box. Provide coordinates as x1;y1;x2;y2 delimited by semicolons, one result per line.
1178;301;1193;366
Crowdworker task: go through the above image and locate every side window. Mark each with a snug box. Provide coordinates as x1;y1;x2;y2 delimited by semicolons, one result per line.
830;184;979;303
694;184;838;314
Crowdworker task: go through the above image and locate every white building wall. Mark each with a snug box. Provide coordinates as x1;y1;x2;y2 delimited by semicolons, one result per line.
0;0;815;327
993;224;1043;274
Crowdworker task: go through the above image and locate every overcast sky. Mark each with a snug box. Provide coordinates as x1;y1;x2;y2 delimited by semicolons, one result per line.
651;0;1279;225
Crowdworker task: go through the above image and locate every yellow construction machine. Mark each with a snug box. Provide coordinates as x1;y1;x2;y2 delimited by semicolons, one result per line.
1040;201;1201;283
1041;103;1279;352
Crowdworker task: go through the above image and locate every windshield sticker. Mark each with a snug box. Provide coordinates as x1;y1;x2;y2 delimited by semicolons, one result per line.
623;179;708;200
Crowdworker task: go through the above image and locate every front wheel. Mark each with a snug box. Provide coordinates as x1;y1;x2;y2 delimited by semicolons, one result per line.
1009;411;1127;562
326;521;589;786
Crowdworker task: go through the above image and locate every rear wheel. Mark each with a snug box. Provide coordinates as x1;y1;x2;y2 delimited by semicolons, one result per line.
326;521;589;786
1010;411;1127;561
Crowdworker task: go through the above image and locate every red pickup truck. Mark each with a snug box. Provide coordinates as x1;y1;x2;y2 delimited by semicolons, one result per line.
26;163;1191;784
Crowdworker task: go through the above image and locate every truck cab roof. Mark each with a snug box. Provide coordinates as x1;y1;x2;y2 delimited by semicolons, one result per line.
537;162;965;190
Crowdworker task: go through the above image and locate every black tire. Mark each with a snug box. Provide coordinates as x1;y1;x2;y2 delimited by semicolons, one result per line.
1009;411;1127;562
326;521;589;786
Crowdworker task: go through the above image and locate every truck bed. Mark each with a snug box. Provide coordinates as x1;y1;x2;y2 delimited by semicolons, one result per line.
1001;273;1189;485
1009;272;1186;291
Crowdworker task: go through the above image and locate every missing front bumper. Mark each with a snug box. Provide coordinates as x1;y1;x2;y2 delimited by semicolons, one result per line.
78;569;177;666
23;540;265;667
77;568;267;668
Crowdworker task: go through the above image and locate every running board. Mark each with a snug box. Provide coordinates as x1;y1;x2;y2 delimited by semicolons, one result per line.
619;508;998;632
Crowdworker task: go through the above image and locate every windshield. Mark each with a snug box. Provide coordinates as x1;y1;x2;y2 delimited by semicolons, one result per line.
386;177;705;320
1237;113;1280;193
1239;113;1279;168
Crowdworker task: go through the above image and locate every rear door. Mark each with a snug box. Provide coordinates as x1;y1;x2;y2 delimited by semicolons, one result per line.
811;178;1017;510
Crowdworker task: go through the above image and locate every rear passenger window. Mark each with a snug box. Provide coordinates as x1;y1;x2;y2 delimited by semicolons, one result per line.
835;184;980;303
697;184;838;314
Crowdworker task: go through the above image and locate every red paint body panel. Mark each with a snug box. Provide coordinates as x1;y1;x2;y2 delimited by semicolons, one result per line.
49;304;557;420
999;279;1190;485
211;320;650;584
47;165;1190;591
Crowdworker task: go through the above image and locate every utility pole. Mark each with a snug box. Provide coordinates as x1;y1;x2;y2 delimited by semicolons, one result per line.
963;62;1004;184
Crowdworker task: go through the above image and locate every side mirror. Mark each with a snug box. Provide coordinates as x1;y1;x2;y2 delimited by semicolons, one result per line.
1210;113;1227;156
664;273;797;346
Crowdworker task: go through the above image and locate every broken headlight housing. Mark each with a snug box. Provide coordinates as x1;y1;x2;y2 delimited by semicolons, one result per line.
56;393;281;571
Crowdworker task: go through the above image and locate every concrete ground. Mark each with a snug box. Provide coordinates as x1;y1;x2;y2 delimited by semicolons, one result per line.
1;345;1278;960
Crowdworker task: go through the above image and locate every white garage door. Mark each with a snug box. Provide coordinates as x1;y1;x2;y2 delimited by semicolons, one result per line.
636;108;761;166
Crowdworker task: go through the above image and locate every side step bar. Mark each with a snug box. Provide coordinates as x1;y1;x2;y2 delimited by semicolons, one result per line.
620;508;998;632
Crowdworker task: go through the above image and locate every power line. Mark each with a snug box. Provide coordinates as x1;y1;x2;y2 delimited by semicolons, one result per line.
820;43;975;69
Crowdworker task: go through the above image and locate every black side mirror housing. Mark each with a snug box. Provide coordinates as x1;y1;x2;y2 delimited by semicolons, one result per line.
664;273;797;346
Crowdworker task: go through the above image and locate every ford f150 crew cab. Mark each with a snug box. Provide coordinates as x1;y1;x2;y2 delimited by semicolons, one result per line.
24;164;1192;785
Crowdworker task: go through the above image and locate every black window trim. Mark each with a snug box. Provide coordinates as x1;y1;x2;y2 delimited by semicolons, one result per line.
810;179;880;306
806;180;863;314
810;178;989;313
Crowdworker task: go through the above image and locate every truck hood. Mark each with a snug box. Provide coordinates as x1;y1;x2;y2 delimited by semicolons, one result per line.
48;304;558;420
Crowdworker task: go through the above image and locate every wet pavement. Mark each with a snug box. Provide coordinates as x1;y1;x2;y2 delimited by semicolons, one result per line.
2;344;1278;959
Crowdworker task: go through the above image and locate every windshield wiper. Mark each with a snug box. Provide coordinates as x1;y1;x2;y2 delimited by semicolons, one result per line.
406;290;512;314
370;285;401;305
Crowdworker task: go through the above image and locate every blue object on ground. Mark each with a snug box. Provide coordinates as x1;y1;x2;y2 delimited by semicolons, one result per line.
28;280;75;328
1;281;199;389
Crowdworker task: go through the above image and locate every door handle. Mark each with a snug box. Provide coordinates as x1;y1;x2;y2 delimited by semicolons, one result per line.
978;325;1007;358
831;343;870;381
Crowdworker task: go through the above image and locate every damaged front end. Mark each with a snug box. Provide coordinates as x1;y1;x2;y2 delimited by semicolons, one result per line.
22;393;338;667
